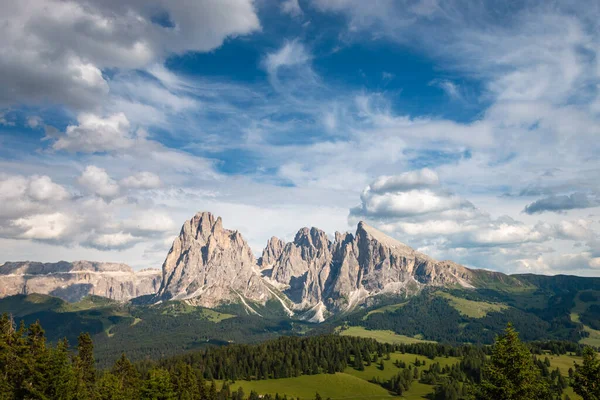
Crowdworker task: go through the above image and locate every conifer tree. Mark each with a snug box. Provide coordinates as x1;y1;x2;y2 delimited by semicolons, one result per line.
97;372;123;400
75;332;96;399
141;368;176;400
47;338;76;400
478;323;551;400
572;346;600;400
111;353;140;398
172;362;199;400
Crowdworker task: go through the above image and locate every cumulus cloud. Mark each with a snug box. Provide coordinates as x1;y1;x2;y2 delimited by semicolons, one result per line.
78;166;120;199
85;232;139;250
51;113;136;153
0;0;260;109
26;175;70;202
370;168;439;193
0;171;178;253
0;175;70;219
351;169;471;218
524;193;599;214
120;172;162;189
352;188;469;219
12;212;73;240
349;170;600;272
122;211;176;236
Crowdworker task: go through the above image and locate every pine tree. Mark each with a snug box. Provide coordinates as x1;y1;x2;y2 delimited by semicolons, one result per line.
111;353;140;399
140;368;176;400
19;321;50;398
75;332;96;399
208;380;217;400
572;346;600;400
46;338;76;400
97;372;123;400
478;323;551;400
172;362;198;400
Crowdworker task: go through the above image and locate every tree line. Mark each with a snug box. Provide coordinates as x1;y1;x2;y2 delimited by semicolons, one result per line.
1;313;599;400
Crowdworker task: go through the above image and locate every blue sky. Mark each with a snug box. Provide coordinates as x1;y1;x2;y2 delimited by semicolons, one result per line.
1;0;600;276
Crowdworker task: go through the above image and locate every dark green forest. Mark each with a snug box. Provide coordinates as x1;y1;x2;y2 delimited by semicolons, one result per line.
2;315;599;400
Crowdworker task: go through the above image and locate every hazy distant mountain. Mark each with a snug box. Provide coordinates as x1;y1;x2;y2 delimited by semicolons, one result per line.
0;261;160;302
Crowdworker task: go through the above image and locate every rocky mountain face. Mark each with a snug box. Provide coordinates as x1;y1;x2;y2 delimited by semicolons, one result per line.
156;211;477;321
0;261;160;302
157;212;270;310
262;221;475;319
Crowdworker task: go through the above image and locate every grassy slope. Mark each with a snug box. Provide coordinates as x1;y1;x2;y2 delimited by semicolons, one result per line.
345;352;460;399
344;352;460;382
225;351;583;400
225;373;392;399
570;290;600;347
435;292;508;318
0;293;65;316
340;326;435;345
364;302;408;319
546;354;584;400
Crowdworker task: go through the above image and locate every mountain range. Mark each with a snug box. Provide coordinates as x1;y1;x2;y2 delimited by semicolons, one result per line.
1;212;599;365
1;211;523;321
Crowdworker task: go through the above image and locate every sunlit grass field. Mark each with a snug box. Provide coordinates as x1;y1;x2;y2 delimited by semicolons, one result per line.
339;326;435;345
225;372;393;399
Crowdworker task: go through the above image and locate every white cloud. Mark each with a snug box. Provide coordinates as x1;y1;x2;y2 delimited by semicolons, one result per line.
430;79;461;99
350;170;600;272
0;0;260;109
1;0;599;279
120;172;162;190
263;40;314;90
370;169;439;193
281;0;303;17
27;175;70;202
13;212;73;240
78;166;120;198
26;116;42;128
87;232;138;250
51;113;135;153
123;211;176;234
354;188;468;218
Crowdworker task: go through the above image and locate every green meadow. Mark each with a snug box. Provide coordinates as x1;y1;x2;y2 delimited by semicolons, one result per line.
339;326;435;345
225;373;392;399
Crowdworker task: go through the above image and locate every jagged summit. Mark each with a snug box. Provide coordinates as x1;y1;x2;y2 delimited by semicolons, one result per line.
157;211;270;310
356;221;414;254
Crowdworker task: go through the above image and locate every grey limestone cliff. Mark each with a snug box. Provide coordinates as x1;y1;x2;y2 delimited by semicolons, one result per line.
0;261;160;302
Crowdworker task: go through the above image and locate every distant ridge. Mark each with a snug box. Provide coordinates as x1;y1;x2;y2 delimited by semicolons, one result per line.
0;261;160;302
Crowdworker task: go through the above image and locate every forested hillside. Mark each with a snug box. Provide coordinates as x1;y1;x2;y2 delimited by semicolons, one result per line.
1;315;599;400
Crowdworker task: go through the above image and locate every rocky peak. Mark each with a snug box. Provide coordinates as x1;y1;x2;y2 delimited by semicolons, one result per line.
355;221;414;254
157;212;270;309
259;236;286;269
293;227;331;259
